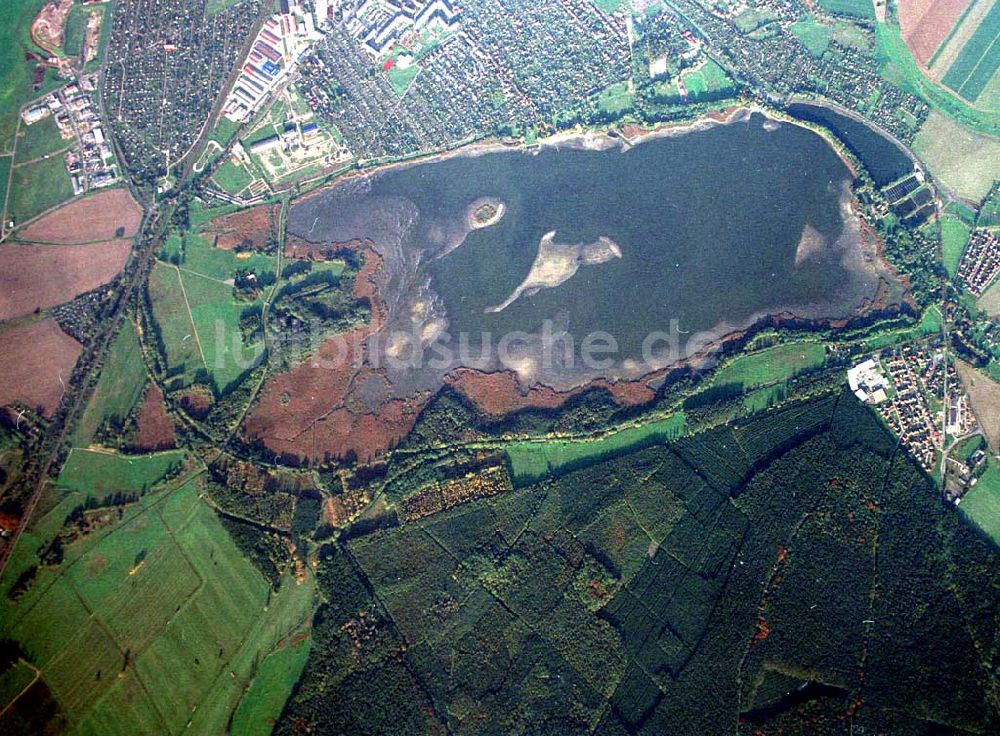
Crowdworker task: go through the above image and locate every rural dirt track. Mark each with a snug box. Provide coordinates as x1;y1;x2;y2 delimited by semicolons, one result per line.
0;239;132;321
0;319;82;417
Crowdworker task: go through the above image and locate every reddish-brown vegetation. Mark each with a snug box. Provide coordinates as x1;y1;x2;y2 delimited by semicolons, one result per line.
18;189;142;244
446;368;656;415
0;240;132;321
246;247;424;463
284;234;367;260
200;204;278;251
0;319;81;416
899;0;972;66
133;386;176;451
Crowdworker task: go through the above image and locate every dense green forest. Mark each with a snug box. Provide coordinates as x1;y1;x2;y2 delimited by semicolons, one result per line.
274;393;1000;734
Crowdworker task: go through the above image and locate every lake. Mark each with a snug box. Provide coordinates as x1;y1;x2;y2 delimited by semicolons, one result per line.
287;111;903;390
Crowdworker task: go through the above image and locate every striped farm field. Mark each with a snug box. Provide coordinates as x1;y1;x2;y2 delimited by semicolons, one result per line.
937;0;1000;103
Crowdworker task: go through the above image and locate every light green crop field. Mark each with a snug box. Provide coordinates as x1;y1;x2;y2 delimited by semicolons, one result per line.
148;262;206;381
55;448;186;498
941;214;973;278
15;114;70;162
231;634;312;736
912;111;1000;202
506;412;687;485
8;155;74;226
72;321;148;448
713;342;826;388
960;458;1000;545
0;474;315;734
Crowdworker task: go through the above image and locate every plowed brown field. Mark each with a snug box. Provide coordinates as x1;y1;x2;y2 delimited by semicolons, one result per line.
17;189;142;244
0;240;132;321
899;0;972;66
0;319;81;416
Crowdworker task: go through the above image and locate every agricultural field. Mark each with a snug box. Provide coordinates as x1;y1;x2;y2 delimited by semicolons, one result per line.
17;188;142;244
55;448;185;497
0;472;315;734
14;114;69;162
0;0;50;152
71;320;148;448
0;318;81;417
957;360;1000;449
938;0;1000;105
148;222;274;392
979;277;1000;316
912;110;1000;201
898;0;975;67
0;240;132;321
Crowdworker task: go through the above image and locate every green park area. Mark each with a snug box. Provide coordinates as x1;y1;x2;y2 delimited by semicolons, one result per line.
817;0;874;19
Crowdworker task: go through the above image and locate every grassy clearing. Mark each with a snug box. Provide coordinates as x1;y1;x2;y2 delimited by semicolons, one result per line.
960;457;1000;545
941;214;973;277
682;59;735;99
596;80;635;115
0;661;35;710
817;0;874;19
72;321;148;447
912;111;1000;202
231;635;312;736
592;0;625;11
15;115;69;162
387;62;420;97
184;230;274;282
714;342;826;388
153;230;273;391
55;448;185;498
506;413;687;485
8;155;74;226
212;158;256;196
790;17;833;56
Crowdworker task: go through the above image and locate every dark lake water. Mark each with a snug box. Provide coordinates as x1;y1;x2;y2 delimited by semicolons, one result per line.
786;102;914;187
288;112;901;389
